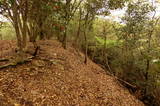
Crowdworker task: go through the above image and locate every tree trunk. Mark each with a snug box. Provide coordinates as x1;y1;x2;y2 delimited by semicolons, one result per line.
22;0;28;49
13;15;23;51
75;8;82;47
22;19;27;50
84;30;88;64
62;24;67;49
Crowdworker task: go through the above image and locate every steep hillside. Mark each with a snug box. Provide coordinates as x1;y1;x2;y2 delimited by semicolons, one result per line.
0;40;144;106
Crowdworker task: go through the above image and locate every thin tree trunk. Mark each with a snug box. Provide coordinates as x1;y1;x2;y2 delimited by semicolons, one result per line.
13;15;22;51
84;30;88;64
22;18;27;49
75;8;82;47
62;24;67;49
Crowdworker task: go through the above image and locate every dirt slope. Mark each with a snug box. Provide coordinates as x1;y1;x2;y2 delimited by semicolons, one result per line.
0;40;144;106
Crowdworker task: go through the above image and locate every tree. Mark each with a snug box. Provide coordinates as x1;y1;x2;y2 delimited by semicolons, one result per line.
81;0;128;64
0;0;31;62
59;0;83;49
28;0;61;41
119;0;160;104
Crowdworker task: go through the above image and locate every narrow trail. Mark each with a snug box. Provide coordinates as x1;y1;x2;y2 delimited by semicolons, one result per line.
0;40;144;106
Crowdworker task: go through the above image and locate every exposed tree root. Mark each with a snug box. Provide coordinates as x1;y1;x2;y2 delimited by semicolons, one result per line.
33;46;40;56
0;44;40;70
0;58;10;62
37;57;66;61
0;56;34;69
0;63;16;69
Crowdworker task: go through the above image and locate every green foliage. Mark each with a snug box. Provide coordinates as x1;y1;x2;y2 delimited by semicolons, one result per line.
120;1;155;40
95;36;122;48
8;0;14;5
0;23;15;40
108;0;130;9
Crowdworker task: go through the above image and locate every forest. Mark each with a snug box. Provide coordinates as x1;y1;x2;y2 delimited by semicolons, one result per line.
0;0;160;106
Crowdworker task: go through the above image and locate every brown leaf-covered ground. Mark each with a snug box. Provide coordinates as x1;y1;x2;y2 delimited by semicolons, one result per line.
0;40;144;106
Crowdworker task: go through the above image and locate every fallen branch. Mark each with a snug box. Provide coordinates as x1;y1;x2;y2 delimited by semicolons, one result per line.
107;71;137;88
98;64;137;89
116;77;137;88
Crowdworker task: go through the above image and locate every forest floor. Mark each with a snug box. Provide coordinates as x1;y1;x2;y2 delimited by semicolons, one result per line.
0;40;144;106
